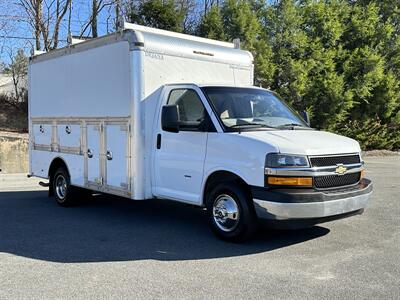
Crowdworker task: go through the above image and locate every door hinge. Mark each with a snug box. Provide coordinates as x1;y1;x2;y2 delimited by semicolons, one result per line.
120;124;129;132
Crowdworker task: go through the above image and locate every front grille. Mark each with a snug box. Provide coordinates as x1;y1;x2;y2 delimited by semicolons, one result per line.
314;172;361;189
310;154;360;167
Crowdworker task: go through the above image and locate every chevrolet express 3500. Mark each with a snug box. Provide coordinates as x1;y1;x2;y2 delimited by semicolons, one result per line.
28;23;373;241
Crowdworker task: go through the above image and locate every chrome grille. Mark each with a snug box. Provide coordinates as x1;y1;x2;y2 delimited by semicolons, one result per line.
310;155;360;167
314;172;361;189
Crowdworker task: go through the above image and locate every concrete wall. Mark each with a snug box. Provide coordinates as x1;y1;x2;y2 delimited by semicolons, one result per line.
0;134;28;173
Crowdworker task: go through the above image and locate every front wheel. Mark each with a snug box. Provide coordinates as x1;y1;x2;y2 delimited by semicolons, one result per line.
206;182;258;242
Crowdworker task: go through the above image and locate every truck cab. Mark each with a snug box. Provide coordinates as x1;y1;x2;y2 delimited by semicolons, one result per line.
152;84;372;240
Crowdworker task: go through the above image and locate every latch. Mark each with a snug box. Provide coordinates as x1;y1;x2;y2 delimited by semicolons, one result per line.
94;177;103;185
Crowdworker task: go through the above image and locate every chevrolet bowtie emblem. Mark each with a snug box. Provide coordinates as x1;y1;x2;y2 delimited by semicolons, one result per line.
335;164;347;175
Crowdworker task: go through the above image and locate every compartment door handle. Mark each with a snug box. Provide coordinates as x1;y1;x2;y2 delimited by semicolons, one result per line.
87;149;93;158
106;150;113;161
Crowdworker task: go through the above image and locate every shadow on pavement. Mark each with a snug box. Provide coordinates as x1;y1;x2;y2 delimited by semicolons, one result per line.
0;191;330;263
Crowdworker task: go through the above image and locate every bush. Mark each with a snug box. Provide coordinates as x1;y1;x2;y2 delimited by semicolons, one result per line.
334;118;400;151
0;92;28;132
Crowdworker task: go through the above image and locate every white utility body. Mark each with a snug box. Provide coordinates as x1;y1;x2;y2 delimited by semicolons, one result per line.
29;23;372;241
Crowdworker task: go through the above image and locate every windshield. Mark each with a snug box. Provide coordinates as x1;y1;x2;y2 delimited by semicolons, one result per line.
201;87;308;130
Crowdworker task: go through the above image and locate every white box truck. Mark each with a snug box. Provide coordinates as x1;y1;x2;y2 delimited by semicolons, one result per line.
28;23;373;241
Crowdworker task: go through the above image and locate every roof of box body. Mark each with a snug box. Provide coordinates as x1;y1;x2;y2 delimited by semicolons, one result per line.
29;23;253;66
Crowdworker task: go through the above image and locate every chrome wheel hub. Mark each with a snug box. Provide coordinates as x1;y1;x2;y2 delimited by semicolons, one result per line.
55;174;67;200
212;194;240;232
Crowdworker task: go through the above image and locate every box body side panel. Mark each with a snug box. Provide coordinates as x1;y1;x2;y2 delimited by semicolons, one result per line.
30;41;131;118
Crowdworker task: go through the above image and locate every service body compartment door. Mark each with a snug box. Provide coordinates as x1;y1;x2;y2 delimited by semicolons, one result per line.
105;123;130;192
57;123;81;154
86;123;102;186
32;123;53;150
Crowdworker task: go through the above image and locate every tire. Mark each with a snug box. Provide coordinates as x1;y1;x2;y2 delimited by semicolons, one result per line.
52;167;78;207
206;182;258;242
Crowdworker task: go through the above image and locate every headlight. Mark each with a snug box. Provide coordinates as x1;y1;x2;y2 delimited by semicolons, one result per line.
266;153;309;168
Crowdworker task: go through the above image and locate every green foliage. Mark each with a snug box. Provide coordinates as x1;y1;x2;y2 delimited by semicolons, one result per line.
5;49;28;103
221;0;261;50
334;118;400;150
197;6;227;40
125;0;400;150
126;0;185;32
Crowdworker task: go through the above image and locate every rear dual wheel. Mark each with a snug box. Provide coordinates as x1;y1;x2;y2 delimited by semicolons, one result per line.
52;167;91;206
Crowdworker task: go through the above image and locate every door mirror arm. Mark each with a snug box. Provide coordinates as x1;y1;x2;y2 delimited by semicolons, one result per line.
300;110;310;126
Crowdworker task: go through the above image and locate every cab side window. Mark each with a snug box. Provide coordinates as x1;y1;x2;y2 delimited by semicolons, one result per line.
167;89;206;130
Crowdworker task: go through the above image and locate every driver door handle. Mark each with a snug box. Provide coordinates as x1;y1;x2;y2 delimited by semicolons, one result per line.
157;134;162;149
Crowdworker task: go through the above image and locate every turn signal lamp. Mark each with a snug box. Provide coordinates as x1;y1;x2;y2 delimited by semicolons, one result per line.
267;176;313;187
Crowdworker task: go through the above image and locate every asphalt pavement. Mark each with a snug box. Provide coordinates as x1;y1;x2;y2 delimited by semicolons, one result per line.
0;157;399;299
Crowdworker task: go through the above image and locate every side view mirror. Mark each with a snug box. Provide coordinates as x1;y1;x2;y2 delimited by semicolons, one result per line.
300;110;310;126
161;105;180;133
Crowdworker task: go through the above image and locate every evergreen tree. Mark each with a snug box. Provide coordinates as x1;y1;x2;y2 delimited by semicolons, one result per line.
220;1;275;88
261;0;309;109
197;5;227;40
221;0;261;49
123;0;400;149
301;0;352;128
342;2;399;123
126;0;185;32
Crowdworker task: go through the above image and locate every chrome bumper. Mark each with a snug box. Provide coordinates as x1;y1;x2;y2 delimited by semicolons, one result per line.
254;191;372;220
252;179;373;221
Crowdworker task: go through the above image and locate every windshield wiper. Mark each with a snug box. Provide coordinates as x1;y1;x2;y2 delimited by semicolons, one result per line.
229;123;276;129
277;123;311;129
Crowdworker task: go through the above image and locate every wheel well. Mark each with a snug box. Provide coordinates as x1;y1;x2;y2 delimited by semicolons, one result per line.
203;171;252;206
48;158;69;196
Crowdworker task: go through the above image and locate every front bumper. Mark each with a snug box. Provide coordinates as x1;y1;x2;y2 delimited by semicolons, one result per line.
251;179;373;228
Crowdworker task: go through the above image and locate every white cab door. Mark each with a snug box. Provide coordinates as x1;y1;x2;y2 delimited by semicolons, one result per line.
105;123;129;191
87;123;102;185
154;86;214;204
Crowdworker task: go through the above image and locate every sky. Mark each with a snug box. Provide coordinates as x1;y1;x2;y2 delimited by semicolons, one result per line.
0;0;269;65
0;0;119;64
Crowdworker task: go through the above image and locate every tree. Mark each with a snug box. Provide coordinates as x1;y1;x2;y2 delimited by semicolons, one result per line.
79;0;118;38
18;0;72;51
197;5;226;40
300;0;353;128
17;0;43;50
341;2;399;123
125;0;186;32
5;49;28;104
261;0;309;108
92;0;99;37
221;0;261;50
202;0;220;14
